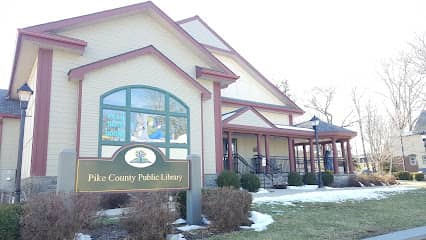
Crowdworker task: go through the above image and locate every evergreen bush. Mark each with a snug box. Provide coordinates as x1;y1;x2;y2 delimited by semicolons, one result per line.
240;173;261;192
412;172;425;181
216;170;240;189
176;191;186;219
396;171;411;180
322;171;334;186
99;193;130;209
0;204;21;240
303;172;317;185
288;172;303;186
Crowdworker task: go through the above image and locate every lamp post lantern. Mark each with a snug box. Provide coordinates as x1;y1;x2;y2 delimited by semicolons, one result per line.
15;83;33;203
310;116;323;188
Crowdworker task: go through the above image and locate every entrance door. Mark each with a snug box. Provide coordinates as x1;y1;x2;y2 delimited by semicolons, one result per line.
223;138;238;170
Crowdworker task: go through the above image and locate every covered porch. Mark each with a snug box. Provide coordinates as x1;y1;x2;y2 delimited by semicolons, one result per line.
220;108;357;176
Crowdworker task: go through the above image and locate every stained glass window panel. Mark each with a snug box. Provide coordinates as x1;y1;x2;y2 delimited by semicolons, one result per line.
169;117;187;144
101;110;126;142
130;112;166;142
169;98;187;113
131;88;165;110
103;90;126;106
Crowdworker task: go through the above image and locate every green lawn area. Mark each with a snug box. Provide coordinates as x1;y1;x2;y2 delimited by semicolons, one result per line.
209;188;426;240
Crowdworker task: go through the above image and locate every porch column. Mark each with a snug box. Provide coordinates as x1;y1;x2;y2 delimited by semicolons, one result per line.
264;135;270;173
288;137;296;172
341;141;348;174
257;134;262;156
303;144;308;173
309;139;315;173
227;132;233;170
347;140;354;173
332;138;339;174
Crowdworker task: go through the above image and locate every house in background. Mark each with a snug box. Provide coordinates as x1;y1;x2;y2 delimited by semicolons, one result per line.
0;1;357;194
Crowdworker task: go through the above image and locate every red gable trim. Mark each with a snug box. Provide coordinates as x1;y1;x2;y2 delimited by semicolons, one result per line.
222;97;304;114
22;1;235;77
177;15;304;113
0;114;20;119
68;45;212;100
196;66;238;88
8;30;87;97
223;107;277;129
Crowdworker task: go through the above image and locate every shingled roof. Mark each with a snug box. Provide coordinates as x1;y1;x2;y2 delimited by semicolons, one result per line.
295;118;356;134
0;89;20;117
414;110;426;134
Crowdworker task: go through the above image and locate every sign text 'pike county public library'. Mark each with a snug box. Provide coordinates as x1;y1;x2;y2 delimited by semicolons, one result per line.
75;144;189;192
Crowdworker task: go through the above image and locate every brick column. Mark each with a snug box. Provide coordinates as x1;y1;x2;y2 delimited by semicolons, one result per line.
264;135;270;173
332;138;339;174
303;144;308;173
227;132;233;171
309;139;315;173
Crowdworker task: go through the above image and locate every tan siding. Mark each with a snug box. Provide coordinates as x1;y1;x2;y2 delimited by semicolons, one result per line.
228;110;272;128
21;59;37;177
259;110;289;126
0;119;20;169
79;55;203;166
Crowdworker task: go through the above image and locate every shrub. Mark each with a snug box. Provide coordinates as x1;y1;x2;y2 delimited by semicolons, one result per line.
99;192;130;209
303;172;317;185
396;171;411;180
352;174;397;187
21;192;99;240
321;171;334;186
240;173;261;192
202;188;252;232
288;172;303;186
412;172;425;181
176;191;186;219
216;170;240;189
0;204;21;240
121;192;176;240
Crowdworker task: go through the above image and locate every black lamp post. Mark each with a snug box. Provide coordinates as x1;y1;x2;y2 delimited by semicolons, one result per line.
15;83;33;203
310;116;323;188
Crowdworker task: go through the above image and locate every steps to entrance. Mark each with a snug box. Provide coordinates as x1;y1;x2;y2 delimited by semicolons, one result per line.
256;173;288;189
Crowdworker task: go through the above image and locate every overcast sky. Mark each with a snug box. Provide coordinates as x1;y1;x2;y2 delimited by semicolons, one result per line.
2;0;426;130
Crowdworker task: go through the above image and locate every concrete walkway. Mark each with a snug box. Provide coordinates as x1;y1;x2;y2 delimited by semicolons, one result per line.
363;226;426;240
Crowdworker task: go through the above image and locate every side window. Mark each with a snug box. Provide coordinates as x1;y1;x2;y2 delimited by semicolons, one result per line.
408;155;417;166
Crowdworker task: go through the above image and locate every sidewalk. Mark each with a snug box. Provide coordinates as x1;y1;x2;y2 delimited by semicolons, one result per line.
363;226;426;240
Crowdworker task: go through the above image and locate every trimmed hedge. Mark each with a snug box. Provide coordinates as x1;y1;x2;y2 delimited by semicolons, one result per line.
240;173;261;192
396;171;411;180
216;170;240;189
303;172;317;185
412;172;425;181
288;172;303;186
322;171;334;186
0;204;21;240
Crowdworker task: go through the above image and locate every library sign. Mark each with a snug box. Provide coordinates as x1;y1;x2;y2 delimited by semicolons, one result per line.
75;144;189;192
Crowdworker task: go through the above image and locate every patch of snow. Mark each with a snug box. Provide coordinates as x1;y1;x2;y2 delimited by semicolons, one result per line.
177;225;206;232
97;208;131;217
255;188;270;194
75;233;91;240
173;218;187;225
287;185;318;190
358;181;365;187
253;186;417;205
241;211;274;232
167;233;186;240
201;215;211;225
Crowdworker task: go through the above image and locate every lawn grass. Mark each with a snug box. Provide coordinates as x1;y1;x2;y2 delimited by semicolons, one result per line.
209;188;426;240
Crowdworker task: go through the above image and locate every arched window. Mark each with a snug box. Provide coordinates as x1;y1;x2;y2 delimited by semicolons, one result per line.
99;85;189;159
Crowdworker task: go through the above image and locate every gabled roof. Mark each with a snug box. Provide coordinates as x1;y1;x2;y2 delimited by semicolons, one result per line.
177;15;304;113
295;119;357;137
0;89;20;118
9;1;238;97
68;45;211;100
222;107;276;128
414;110;426;134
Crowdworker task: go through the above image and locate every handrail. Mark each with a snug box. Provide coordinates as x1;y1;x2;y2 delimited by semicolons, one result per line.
233;153;257;174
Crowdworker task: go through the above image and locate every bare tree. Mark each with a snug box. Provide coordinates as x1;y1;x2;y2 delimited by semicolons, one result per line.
276;79;291;98
304;86;336;124
410;34;426;76
364;102;394;174
351;88;371;172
